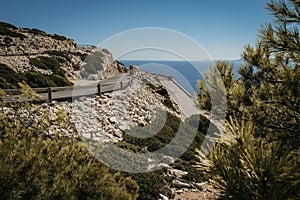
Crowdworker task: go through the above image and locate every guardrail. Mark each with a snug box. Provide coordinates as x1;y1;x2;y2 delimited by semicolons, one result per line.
3;78;133;103
170;79;193;98
2;71;193;104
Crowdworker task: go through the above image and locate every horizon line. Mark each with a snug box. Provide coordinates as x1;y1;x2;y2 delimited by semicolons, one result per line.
117;58;243;62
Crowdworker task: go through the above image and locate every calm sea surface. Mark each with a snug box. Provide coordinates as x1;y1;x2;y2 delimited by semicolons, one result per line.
119;60;242;97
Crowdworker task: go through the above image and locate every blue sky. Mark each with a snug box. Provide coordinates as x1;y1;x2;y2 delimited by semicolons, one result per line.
1;0;271;60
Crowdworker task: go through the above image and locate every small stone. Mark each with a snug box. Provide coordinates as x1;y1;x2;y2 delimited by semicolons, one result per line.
109;117;117;124
168;169;188;178
175;189;183;194
193;182;207;190
113;129;123;138
172;180;192;189
159;194;169;200
157;163;170;169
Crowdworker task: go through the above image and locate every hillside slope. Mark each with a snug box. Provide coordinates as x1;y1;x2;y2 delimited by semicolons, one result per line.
0;22;126;88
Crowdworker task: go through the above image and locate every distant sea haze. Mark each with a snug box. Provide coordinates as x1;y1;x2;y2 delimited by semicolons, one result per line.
120;60;243;97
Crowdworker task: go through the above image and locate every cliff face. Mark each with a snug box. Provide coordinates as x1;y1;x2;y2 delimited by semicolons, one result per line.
0;22;127;88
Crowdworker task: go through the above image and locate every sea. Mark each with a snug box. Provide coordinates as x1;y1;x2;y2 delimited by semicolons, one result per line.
119;60;244;98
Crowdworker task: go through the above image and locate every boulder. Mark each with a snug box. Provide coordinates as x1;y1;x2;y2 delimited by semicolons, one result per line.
172;180;192;189
168;169;188;178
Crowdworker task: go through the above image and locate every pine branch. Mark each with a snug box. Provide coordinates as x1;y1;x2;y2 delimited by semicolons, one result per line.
267;0;300;24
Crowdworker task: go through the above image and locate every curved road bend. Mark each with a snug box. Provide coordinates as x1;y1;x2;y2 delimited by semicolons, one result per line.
157;76;200;119
157;76;224;134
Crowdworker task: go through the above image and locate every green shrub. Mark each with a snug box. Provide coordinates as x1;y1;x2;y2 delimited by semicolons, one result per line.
0;134;139;200
3;36;13;44
145;84;177;112
23;72;72;88
26;28;47;36
29;56;65;76
29;57;48;70
0;63;72;88
123;112;180;152
0;63;21;88
162;97;176;112
185;114;218;136
0;77;12;89
72;51;88;61
50;34;67;41
79;53;88;61
0;22;17;29
196;117;300;199
124;170;169;200
155;87;169;97
0;22;27;39
47;74;72;86
47;50;72;62
120;112;208;197
23;72;56;87
120;113;179;200
0;87;139;199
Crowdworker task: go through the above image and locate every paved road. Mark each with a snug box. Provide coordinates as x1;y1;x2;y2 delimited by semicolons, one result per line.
4;73;131;102
158;76;200;119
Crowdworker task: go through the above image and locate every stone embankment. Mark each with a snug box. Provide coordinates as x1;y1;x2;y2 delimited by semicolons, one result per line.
0;23;127;81
44;66;181;142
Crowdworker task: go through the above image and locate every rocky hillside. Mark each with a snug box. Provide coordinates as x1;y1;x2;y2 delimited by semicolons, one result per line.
0;22;221;199
0;22;127;88
32;65;219;199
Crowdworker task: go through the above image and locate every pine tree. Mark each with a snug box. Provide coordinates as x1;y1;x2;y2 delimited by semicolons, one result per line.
239;0;300;149
196;0;300;198
197;0;300;150
196;61;232;117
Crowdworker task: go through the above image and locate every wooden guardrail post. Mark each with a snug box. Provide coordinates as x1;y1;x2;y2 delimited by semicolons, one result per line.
47;87;52;103
97;83;101;95
120;81;123;90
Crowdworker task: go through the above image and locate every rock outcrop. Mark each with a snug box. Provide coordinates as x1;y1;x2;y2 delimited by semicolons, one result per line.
0;22;127;84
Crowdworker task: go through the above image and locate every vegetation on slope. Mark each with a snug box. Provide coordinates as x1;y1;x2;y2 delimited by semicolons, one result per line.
0;22;27;39
29;56;65;76
0;85;139;200
196;0;300;199
112;112;213;200
0;63;72;89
